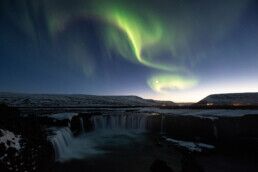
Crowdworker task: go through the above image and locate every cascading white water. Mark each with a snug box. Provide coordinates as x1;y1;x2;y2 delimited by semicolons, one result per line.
92;114;147;131
209;118;218;139
160;114;165;135
212;122;218;139
49;127;74;161
80;117;85;133
49;114;149;162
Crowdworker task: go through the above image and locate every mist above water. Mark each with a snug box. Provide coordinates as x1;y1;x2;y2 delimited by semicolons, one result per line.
49;114;149;162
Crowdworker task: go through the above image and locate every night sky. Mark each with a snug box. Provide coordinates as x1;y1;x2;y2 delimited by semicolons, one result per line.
1;0;258;102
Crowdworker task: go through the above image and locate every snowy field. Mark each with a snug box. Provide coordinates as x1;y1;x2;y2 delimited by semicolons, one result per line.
140;108;258;117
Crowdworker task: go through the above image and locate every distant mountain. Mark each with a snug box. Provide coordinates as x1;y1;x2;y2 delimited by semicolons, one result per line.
198;93;258;106
0;92;175;107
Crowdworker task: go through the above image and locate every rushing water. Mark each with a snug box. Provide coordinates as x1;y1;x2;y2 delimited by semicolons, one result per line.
91;114;147;131
49;127;74;161
49;114;149;162
160;114;165;135
80;117;85;133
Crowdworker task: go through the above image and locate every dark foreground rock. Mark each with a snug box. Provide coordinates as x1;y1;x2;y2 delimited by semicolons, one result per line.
0;104;54;172
150;159;174;172
1;104;258;172
159;113;258;154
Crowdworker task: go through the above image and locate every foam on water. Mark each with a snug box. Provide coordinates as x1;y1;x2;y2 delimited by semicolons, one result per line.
92;114;147;131
49;114;148;162
80;117;85;133
49;127;105;162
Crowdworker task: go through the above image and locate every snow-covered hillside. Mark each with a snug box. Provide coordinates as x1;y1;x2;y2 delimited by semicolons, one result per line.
0;92;174;107
198;93;258;106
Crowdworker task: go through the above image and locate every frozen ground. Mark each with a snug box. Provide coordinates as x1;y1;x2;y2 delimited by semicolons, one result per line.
164;137;215;152
140;107;258;117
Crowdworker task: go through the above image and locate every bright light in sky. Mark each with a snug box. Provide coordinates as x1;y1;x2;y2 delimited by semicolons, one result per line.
142;79;258;102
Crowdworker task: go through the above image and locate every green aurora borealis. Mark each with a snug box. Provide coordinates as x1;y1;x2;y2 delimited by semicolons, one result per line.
102;3;195;93
1;0;258;102
43;0;200;93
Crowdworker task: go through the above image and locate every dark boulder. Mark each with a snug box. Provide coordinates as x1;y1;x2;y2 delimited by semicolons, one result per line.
0;104;54;172
181;153;204;172
79;113;94;132
164;115;215;142
150;159;174;172
146;115;162;133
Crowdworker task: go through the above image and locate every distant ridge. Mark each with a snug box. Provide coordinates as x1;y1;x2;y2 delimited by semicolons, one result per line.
0;92;175;107
198;92;258;106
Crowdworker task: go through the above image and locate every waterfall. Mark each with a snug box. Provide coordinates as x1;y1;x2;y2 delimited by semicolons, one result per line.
49;114;149;161
160;114;165;135
49;127;74;161
210;118;218;139
80;117;85;133
91;114;147;131
213;123;218;139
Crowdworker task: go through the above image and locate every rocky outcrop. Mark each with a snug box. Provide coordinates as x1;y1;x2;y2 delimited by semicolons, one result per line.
150;159;174;172
2;103;258;170
159;113;258;154
146;115;162;133
0;104;53;172
163;115;217;142
78;112;96;132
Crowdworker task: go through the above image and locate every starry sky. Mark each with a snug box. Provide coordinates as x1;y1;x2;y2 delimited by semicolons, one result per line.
0;0;258;102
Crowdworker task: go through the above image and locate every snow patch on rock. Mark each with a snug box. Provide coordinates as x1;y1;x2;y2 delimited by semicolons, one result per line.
48;112;78;121
0;129;21;160
141;108;258;117
164;137;215;152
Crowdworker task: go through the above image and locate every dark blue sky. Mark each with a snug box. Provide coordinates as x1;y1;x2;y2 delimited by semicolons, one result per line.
1;0;258;102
